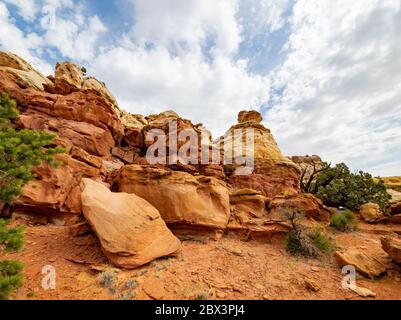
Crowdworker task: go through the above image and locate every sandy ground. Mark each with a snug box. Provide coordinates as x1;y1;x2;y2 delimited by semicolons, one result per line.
4;221;401;300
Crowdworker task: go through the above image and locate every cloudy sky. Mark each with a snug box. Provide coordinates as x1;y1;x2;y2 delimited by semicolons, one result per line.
0;0;400;176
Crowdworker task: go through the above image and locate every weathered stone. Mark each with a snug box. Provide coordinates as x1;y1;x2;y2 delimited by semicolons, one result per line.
54;61;83;94
268;193;332;222
237;110;263;124
111;147;136;164
381;236;401;264
220;111;300;199
334;248;388;278
230;189;267;219
0;51;52;90
81;179;181;269
82;76;118;108
114;165;231;229
19;112;115;157
350;286;376;298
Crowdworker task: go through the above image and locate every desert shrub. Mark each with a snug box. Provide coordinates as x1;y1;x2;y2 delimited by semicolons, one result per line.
286;228;333;258
309;227;334;255
311;163;390;211
124;279;137;290
80;66;87;76
285;210;334;258
330;210;357;232
97;270;115;288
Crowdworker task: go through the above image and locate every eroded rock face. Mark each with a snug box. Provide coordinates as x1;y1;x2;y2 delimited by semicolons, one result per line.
221;111;300;199
0;52;52;90
15;153;102;217
227;188;292;239
18;112;115;157
359;203;384;223
268;193;332;222
54;61;83;94
381;236;401;264
230;189;267;219
81;179;181;269
82;77;118;108
113;165;231;229
237;110;263;124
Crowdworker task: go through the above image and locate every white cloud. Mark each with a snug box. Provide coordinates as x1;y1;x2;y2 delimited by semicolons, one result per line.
90;0;269;134
130;0;241;57
238;0;292;35
0;2;52;73
266;0;401;175
40;0;107;61
0;0;400;176
3;0;39;21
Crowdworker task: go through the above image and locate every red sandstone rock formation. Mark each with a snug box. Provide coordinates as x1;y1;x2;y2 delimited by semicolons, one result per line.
0;51;336;267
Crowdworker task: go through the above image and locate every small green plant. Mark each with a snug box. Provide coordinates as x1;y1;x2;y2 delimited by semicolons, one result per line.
26;290;35;298
330;210;357;232
309;227;334;255
0;219;24;252
285;210;335;258
0;219;25;300
0;260;24;300
81;66;87;76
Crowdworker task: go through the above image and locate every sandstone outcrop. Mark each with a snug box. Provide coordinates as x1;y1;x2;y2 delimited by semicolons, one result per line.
268;193;332;222
113;165;231;230
81;179;181;268
230;189;267;220
220;111;300;199
227;188;292;239
54;62;83;94
0;51;52;90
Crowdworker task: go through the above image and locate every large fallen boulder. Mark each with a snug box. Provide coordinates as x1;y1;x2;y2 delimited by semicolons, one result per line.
81;178;181;269
334;248;389;278
381;236;401;264
113;165;231;230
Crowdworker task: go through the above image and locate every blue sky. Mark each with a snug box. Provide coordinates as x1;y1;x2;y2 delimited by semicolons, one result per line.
0;0;400;176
